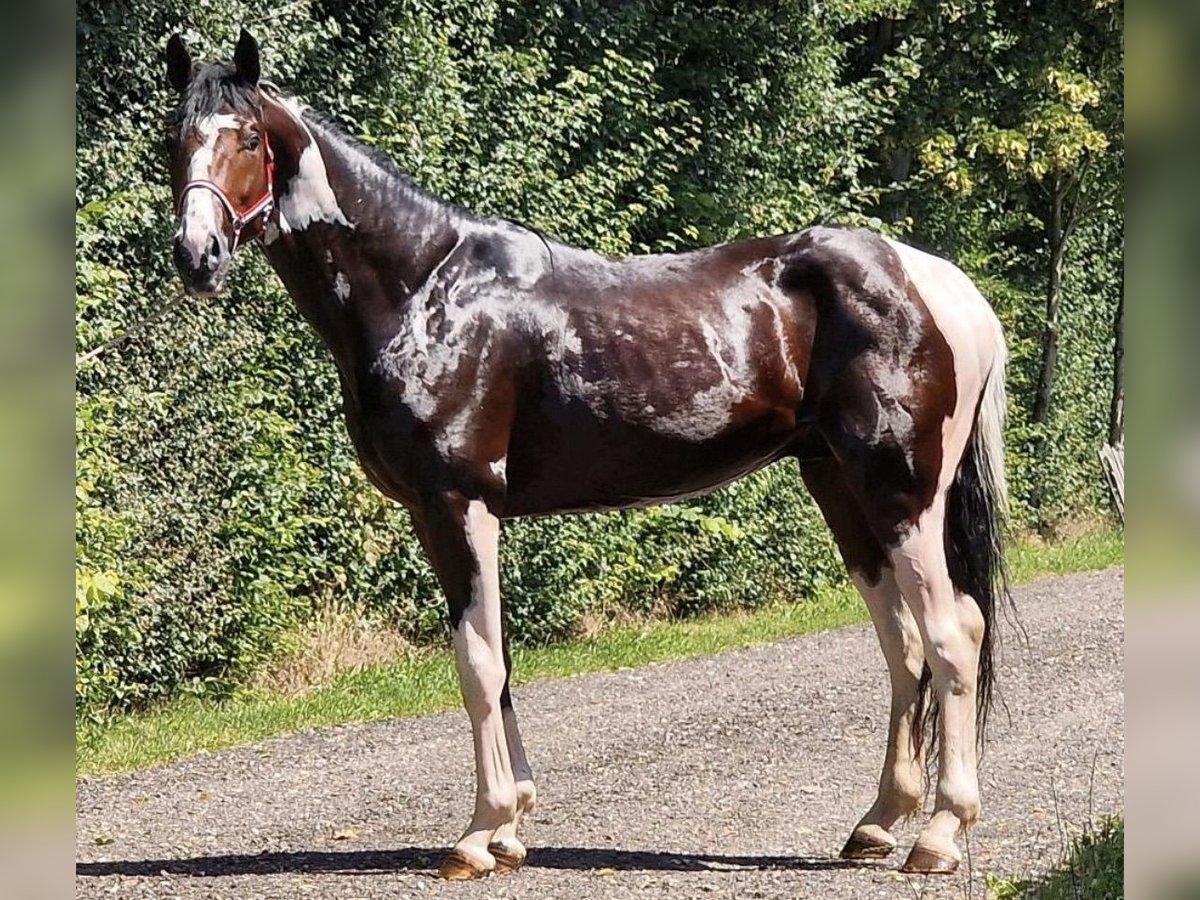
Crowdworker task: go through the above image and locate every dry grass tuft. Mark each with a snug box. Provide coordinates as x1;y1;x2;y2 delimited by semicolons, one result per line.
251;606;415;698
1025;512;1119;543
573;594;678;639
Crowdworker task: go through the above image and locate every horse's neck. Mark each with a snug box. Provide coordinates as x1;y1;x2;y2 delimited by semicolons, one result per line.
260;112;462;369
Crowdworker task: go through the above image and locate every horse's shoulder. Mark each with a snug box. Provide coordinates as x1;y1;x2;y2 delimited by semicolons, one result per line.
446;221;564;290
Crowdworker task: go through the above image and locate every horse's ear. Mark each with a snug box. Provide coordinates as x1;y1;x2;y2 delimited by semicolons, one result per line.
234;29;260;84
166;34;193;93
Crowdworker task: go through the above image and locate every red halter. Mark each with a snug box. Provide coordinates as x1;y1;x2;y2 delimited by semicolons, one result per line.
176;130;276;251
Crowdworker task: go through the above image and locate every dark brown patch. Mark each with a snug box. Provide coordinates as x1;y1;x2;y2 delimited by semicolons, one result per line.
783;229;956;541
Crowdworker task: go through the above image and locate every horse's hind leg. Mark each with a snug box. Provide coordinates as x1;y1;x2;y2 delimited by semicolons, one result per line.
811;444;985;873
799;459;925;860
486;636;538;872
888;497;985;874
821;446;984;873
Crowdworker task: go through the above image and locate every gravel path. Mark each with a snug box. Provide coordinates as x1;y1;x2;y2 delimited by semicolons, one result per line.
77;568;1123;899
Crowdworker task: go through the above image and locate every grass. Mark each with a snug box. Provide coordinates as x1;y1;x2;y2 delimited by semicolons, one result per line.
76;527;1122;777
987;816;1124;899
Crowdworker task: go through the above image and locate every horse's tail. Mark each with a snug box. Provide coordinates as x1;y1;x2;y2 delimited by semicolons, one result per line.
915;317;1012;760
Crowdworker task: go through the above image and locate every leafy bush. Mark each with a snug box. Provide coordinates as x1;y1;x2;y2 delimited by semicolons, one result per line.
75;0;1122;719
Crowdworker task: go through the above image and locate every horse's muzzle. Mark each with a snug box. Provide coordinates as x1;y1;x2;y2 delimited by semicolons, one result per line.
173;233;229;297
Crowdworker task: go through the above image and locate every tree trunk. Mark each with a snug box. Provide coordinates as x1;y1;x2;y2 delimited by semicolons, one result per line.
1032;180;1068;426
1107;288;1124;445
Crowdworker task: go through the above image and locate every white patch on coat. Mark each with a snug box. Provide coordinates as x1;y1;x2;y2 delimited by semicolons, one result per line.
650;280;760;441
884;238;1005;498
375;236;582;454
262;94;352;235
492;223;552;288
277;142;352;233
333;271;351;302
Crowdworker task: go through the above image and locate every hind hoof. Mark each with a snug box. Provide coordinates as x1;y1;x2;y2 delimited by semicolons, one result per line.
439;848;493;880
900;843;960;875
488;839;527;874
840;826;897;860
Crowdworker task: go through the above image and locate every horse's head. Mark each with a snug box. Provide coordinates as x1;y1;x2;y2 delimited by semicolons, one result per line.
164;30;274;297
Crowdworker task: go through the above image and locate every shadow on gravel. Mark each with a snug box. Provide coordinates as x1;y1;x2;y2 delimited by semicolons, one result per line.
77;846;872;878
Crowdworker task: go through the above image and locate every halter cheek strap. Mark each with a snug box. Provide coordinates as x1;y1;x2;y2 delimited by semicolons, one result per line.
176;131;276;252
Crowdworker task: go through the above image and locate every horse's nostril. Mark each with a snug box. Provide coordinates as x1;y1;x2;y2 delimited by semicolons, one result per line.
173;241;194;273
174;238;220;282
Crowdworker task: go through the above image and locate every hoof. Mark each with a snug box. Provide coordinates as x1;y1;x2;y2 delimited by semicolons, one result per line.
900;844;960;875
840;828;896;860
488;839;527;874
439;848;493;880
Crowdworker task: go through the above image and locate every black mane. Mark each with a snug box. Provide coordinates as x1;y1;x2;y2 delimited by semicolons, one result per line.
174;62;260;127
297;106;448;209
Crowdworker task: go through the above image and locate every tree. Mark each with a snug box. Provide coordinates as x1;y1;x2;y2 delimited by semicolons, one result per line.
878;1;1123;426
854;0;1122;518
1108;289;1124;446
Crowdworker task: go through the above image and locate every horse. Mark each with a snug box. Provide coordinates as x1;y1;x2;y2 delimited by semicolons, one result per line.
162;30;1011;880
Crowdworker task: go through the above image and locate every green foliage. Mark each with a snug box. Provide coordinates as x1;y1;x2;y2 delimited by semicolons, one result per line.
986;816;1124;900
75;0;1122;718
867;0;1123;525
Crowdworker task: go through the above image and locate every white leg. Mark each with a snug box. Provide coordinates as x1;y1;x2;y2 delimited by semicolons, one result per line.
487;704;537;870
422;497;518;879
889;502;985;872
842;568;926;859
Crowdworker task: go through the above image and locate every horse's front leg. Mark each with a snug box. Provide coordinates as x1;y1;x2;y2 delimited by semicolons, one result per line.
416;492;518;880
487;636;537;872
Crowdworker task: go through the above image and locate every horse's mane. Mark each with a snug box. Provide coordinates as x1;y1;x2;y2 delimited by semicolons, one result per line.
174;62;260;127
296;99;563;269
296;105;450;210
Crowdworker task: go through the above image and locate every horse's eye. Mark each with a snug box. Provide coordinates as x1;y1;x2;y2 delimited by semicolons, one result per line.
245;133;261;152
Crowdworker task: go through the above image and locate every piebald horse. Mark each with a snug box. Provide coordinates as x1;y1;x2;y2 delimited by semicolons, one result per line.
163;31;1011;879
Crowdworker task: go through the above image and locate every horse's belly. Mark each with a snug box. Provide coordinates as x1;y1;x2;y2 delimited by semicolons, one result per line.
500;405;802;517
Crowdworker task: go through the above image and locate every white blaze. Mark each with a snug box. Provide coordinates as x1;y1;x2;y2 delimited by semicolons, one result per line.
176;114;240;266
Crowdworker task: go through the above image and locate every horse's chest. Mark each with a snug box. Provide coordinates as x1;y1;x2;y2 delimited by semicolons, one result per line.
335;375;422;507
338;326;510;506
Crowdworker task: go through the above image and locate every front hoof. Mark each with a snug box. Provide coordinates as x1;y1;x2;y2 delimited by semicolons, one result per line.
900;843;960;875
439;848;494;880
840;826;897;860
488;838;527;874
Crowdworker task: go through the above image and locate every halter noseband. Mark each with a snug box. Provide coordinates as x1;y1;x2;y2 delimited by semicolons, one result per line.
176;130;276;252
